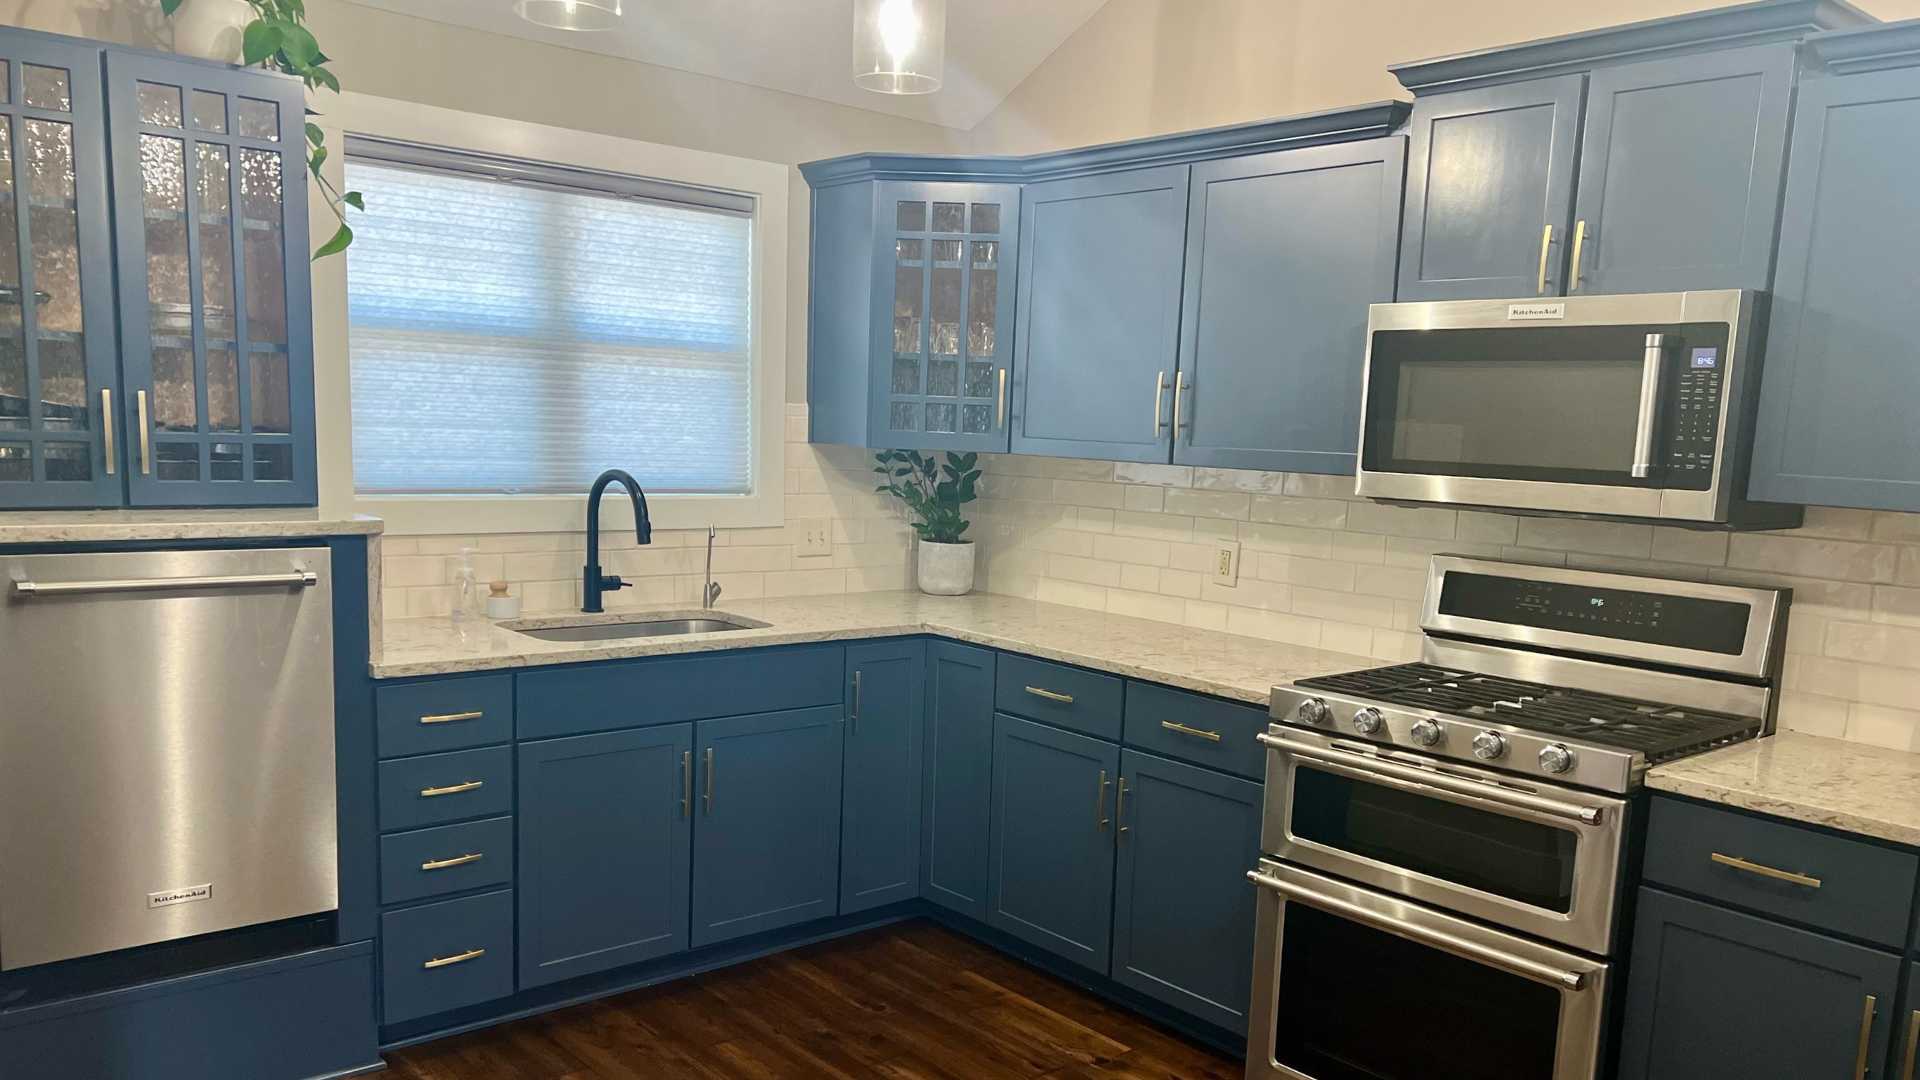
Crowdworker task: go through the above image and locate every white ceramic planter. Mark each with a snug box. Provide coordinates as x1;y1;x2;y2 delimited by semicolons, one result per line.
171;0;255;64
916;540;975;596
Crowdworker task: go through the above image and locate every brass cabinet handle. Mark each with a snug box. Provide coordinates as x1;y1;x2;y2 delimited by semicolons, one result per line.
135;389;151;475
1710;852;1822;889
420;852;484;872
1901;1009;1920;1080
101;388;115;475
681;749;692;819
420;779;483;798
1858;995;1879;1080
422;947;485;970
419;710;483;726
1115;776;1130;838
1024;685;1074;705
996;368;1008;430
1160;720;1221;743
1172;373;1189;444
1095;769;1111;830
1569;219;1588;291
703;747;715;816
850;670;862;734
1152;370;1168;437
1536;223;1554;295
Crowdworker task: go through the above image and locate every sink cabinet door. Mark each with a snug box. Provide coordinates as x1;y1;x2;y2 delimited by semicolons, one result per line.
922;640;996;919
840;639;925;914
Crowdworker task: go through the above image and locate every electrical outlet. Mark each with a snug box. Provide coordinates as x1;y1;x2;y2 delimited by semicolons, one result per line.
1212;541;1240;587
795;518;832;557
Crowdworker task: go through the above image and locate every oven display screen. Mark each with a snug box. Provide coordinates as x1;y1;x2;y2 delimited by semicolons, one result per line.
1437;572;1751;655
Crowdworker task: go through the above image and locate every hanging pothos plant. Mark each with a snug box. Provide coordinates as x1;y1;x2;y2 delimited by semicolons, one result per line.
158;0;363;259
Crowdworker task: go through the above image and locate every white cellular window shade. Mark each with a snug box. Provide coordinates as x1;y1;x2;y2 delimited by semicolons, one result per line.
344;141;755;495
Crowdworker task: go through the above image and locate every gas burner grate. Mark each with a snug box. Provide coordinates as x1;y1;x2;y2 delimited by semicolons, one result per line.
1296;663;1759;764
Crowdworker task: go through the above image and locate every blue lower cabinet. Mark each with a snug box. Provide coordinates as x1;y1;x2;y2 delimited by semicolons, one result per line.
377;744;514;831
841;640;925;914
380;815;515;906
380;889;516;1026
692;705;845;947
518;725;693;988
923;640;996;919
987;712;1120;973
1111;750;1261;1035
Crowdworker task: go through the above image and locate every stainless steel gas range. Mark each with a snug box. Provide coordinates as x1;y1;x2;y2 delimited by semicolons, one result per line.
1244;555;1789;1080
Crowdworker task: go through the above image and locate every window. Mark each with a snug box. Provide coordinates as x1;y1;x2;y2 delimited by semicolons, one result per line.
344;138;755;496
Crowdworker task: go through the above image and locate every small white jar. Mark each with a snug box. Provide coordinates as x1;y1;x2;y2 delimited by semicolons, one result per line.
916;540;975;596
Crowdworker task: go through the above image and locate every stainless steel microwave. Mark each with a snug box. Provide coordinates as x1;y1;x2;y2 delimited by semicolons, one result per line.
1355;289;1801;528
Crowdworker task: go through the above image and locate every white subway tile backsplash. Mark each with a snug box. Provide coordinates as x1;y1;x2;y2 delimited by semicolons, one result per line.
1164;488;1254;520
1727;534;1898;583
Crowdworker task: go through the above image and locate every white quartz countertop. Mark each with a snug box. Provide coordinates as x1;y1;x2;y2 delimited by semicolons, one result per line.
0;509;384;543
375;589;1373;705
1647;731;1920;847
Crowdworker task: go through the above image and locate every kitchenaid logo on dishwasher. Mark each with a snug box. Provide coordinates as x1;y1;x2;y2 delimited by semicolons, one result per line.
148;883;212;908
1507;302;1566;320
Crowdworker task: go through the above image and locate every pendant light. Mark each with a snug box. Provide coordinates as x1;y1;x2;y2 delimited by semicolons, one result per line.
514;0;623;31
853;0;946;95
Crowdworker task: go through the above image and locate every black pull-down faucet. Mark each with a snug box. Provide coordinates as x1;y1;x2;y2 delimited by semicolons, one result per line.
582;468;652;613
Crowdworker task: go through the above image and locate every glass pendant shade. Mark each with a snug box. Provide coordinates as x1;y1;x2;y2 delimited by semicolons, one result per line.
514;0;623;31
852;0;946;95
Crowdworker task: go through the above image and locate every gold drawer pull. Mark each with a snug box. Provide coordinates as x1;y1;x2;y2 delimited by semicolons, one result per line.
420;779;484;798
1160;720;1221;743
1025;685;1075;705
420;852;484;872
420;710;484;726
1900;1009;1920;1080
1858;995;1878;1080
422;947;485;970
1709;852;1822;889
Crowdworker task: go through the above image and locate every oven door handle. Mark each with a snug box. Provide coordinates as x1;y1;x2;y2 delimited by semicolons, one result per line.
1247;868;1588;992
1257;732;1605;827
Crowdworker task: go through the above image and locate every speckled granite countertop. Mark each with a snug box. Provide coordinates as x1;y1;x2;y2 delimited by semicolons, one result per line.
374;589;1373;705
0;509;384;543
1648;731;1920;847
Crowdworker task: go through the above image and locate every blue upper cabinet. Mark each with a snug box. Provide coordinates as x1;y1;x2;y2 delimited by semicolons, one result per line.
105;50;315;506
1011;165;1189;463
1174;138;1405;475
1751;24;1920;512
840;640;925;914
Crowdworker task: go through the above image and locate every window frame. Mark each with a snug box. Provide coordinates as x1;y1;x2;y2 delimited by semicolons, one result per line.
310;92;788;535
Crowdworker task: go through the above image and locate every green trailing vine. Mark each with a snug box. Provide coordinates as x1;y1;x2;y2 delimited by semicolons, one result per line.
158;0;362;259
874;450;981;544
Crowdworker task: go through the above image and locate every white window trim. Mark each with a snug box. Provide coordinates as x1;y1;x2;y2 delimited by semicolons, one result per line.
310;93;788;536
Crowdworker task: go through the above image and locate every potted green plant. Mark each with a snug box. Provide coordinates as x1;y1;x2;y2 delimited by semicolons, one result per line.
874;450;981;595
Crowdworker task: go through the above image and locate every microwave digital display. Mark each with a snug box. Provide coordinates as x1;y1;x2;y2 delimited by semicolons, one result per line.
1690;348;1719;369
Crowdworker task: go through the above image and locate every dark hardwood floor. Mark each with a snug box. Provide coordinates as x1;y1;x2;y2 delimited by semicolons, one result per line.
383;920;1243;1079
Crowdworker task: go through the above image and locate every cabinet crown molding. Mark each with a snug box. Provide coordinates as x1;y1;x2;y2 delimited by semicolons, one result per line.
1805;19;1920;73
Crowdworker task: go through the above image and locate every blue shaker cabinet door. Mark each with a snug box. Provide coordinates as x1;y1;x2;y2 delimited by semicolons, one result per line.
1570;45;1794;295
922;639;995;919
517;724;692;988
1398;74;1585;301
987;712;1119;974
1111;750;1262;1035
1173;138;1404;475
1750;64;1920;512
0;32;123;508
1012;165;1189;462
872;181;1019;453
691;705;844;947
105;51;316;506
840;639;925;914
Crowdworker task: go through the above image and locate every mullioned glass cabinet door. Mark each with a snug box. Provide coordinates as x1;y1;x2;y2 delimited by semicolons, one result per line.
106;51;316;507
0;32;122;508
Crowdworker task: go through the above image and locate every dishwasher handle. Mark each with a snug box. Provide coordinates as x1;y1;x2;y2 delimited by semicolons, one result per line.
13;571;320;597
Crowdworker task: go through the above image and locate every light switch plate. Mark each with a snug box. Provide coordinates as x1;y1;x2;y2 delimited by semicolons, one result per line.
795;518;832;557
1212;541;1240;587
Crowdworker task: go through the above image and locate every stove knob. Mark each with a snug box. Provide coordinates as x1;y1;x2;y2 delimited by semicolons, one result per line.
1295;698;1330;726
1352;707;1385;736
1471;731;1507;761
1409;718;1444;747
1539;744;1575;775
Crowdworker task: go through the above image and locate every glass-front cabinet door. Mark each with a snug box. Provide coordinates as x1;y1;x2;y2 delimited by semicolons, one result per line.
871;181;1017;453
106;52;314;506
0;34;121;508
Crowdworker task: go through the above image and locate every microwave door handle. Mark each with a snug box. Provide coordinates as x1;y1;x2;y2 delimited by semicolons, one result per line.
1631;333;1668;479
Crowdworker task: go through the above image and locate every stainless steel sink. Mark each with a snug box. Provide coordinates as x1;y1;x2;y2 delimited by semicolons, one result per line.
511;617;759;643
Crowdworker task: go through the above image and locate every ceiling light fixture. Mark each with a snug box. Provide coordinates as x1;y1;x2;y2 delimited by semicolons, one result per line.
514;0;622;31
853;0;945;95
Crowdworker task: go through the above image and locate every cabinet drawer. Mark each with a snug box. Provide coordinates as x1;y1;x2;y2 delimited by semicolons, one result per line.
516;644;844;739
1122;682;1267;780
375;675;514;759
380;890;514;1025
995;654;1123;740
1643;797;1918;948
378;746;513;833
380;816;515;906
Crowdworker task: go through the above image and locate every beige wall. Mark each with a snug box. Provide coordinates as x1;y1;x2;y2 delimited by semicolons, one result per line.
971;0;1920;154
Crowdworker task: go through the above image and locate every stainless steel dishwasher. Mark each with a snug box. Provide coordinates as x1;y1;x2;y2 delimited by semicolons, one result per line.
0;547;337;971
